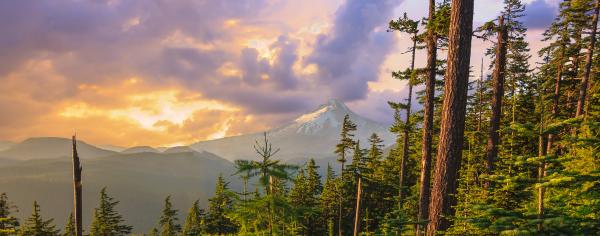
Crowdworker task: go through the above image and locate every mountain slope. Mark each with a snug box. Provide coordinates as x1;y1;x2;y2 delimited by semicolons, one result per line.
0;141;15;151
191;99;394;161
0;150;236;233
121;146;160;154
0;137;117;160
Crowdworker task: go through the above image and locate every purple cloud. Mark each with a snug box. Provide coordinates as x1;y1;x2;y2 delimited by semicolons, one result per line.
308;0;402;101
0;0;404;120
523;0;558;30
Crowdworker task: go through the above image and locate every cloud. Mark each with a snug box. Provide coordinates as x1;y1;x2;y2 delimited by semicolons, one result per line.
523;0;558;30
347;87;413;125
308;0;401;101
0;0;409;145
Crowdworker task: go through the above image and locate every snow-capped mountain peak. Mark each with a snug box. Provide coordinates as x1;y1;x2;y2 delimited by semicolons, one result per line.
191;99;395;161
286;99;353;134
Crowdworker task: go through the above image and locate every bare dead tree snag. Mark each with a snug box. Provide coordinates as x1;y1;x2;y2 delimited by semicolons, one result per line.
72;135;83;236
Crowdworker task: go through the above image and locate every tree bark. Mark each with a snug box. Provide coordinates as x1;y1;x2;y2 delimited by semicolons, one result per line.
484;15;508;189
71;136;82;236
537;115;547;232
353;177;362;236
338;182;343;236
576;0;599;118
426;0;474;234
477;58;484;132
339;154;345;236
416;1;437;234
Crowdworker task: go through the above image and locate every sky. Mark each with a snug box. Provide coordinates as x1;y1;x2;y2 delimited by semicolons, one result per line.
0;0;559;147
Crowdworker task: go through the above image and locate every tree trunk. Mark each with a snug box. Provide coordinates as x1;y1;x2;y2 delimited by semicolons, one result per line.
269;175;274;235
399;31;417;211
338;183;343;236
71;136;82;236
537;138;546;232
426;0;474;234
546;46;565;155
339;153;344;236
243;178;248;202
576;0;599;117
537;118;547;232
484;15;508;189
353;177;362;236
477;58;484;132
417;1;437;232
540;41;566;232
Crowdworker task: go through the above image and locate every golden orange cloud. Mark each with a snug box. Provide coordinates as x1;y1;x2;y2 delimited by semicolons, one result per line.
0;64;273;147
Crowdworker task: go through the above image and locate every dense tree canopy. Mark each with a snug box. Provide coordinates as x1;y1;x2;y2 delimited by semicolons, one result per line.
2;0;599;235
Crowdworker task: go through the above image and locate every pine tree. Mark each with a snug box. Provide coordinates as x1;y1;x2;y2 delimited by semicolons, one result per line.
0;193;20;236
89;188;132;236
157;196;180;236
477;14;508;188
416;2;452;234
362;134;388;233
389;11;420;211
335;114;357;172
181;200;204;236
288;159;323;235
576;0;599;117
416;5;438;233
61;214;74;236
427;0;475;233
18;201;59;236
234;132;296;195
537;0;576;228
333;117;355;236
231;132;296;234
205;174;237;235
148;228;158;236
320;164;339;236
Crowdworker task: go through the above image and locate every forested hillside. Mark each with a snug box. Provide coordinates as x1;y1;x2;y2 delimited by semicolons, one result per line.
1;0;598;235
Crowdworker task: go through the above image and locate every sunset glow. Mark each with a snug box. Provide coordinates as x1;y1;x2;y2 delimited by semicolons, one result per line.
0;0;558;147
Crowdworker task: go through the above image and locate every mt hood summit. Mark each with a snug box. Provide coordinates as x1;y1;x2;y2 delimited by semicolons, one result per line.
191;99;395;161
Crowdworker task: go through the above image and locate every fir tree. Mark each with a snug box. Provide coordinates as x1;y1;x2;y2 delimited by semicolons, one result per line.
89;188;132;236
205;174;237;235
320;164;339;235
148;228;158;236
61;214;74;236
0;193;20;236
388;11;420;210
335;114;357;172
18;201;59;236
181;200;204;236
157;196;180;236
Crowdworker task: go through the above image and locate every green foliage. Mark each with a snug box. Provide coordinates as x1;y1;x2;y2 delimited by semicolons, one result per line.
89;188;132;236
181;200;205;236
335;115;357;166
4;0;600;235
61;214;74;236
205;174;237;235
157;196;180;236
18;201;58;236
0;193;20;236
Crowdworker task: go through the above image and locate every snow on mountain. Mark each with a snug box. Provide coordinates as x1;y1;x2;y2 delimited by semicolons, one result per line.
191;99;395;161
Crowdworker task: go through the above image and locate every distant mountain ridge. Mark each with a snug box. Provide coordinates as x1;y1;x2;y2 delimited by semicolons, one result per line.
0;150;236;233
0;137;117;160
0;99;394;233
